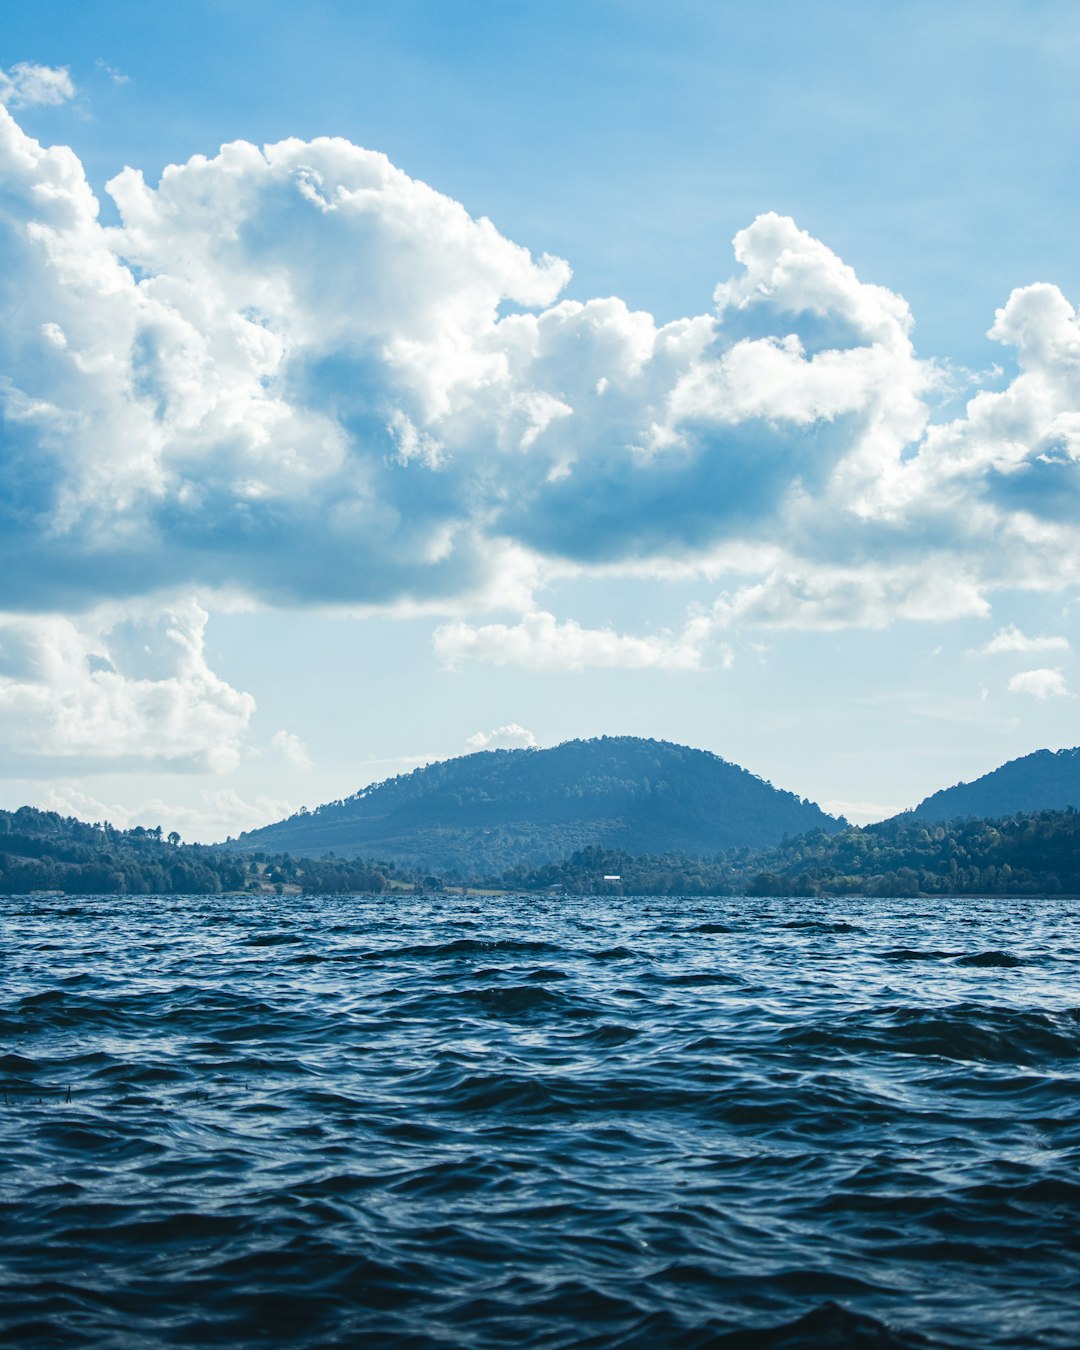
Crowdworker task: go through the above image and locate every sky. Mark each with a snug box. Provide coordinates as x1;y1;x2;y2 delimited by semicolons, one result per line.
1;0;1079;841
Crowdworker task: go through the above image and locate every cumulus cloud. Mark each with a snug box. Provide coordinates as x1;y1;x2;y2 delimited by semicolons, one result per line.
0;109;940;619
1007;668;1070;700
979;624;1070;655
0;599;254;771
36;782;295;842
434;611;716;672
464;723;538;752
0;108;575;613
271;728;313;771
2;100;1080;730
0;63;75;109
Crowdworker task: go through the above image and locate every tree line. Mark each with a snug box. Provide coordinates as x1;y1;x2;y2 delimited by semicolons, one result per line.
0;807;408;896
3;803;1080;898
500;809;1080;897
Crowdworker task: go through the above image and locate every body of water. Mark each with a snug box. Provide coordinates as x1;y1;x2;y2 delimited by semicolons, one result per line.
0;892;1077;1347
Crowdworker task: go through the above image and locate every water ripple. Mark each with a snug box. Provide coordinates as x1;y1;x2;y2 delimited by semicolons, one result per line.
0;892;1077;1347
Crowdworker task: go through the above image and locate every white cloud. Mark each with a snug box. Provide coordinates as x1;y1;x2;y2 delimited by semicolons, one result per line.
979;624;1070;655
0;599;254;771
1007;667;1070;700
0;63;75;109
35;783;130;828
714;564;990;631
95;60;129;86
434;611;716;672
153;788;296;841
1;98;1080;728
0;113;943;625
821;799;898;826
35;782;295;842
464;723;538;752
271;728;313;771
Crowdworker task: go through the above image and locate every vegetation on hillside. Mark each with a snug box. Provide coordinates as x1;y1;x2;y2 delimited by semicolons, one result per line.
501;810;1080;897
5;802;1080;900
0;807;245;896
0;807;409;897
912;747;1080;822
232;736;843;871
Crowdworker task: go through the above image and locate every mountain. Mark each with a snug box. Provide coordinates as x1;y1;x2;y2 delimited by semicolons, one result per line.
910;747;1080;822
231;735;844;875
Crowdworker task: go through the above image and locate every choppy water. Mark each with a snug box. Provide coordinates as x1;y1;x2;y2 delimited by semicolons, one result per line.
1;892;1078;1348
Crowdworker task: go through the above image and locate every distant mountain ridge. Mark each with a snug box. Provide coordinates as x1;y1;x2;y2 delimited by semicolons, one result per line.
231;736;844;874
909;747;1080;822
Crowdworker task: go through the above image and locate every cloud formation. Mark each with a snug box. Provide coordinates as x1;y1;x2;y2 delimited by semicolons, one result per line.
4;103;1080;761
1007;668;1070;700
271;729;313;771
0;104;1045;620
0;63;74;109
464;723;538;752
980;625;1070;655
37;781;295;839
0;599;254;771
95;60;129;86
435;612;716;672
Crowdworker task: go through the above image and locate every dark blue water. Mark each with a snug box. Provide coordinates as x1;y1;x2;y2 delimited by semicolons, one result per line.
1;893;1078;1348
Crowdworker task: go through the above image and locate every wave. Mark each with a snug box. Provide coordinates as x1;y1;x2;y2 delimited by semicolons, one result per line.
0;891;1076;1348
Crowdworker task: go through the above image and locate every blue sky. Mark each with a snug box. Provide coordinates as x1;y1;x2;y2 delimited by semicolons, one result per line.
1;1;1079;839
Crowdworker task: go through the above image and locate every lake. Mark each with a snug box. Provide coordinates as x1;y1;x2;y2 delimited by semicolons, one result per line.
0;892;1077;1347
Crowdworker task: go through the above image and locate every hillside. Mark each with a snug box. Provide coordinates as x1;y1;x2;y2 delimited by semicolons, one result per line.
504;808;1080;897
910;747;1080;823
3;797;1077;899
230;736;843;874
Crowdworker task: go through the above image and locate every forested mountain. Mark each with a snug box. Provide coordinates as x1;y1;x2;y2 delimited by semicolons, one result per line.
910;747;1080;822
504;809;1080;897
231;736;843;874
724;808;1080;897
